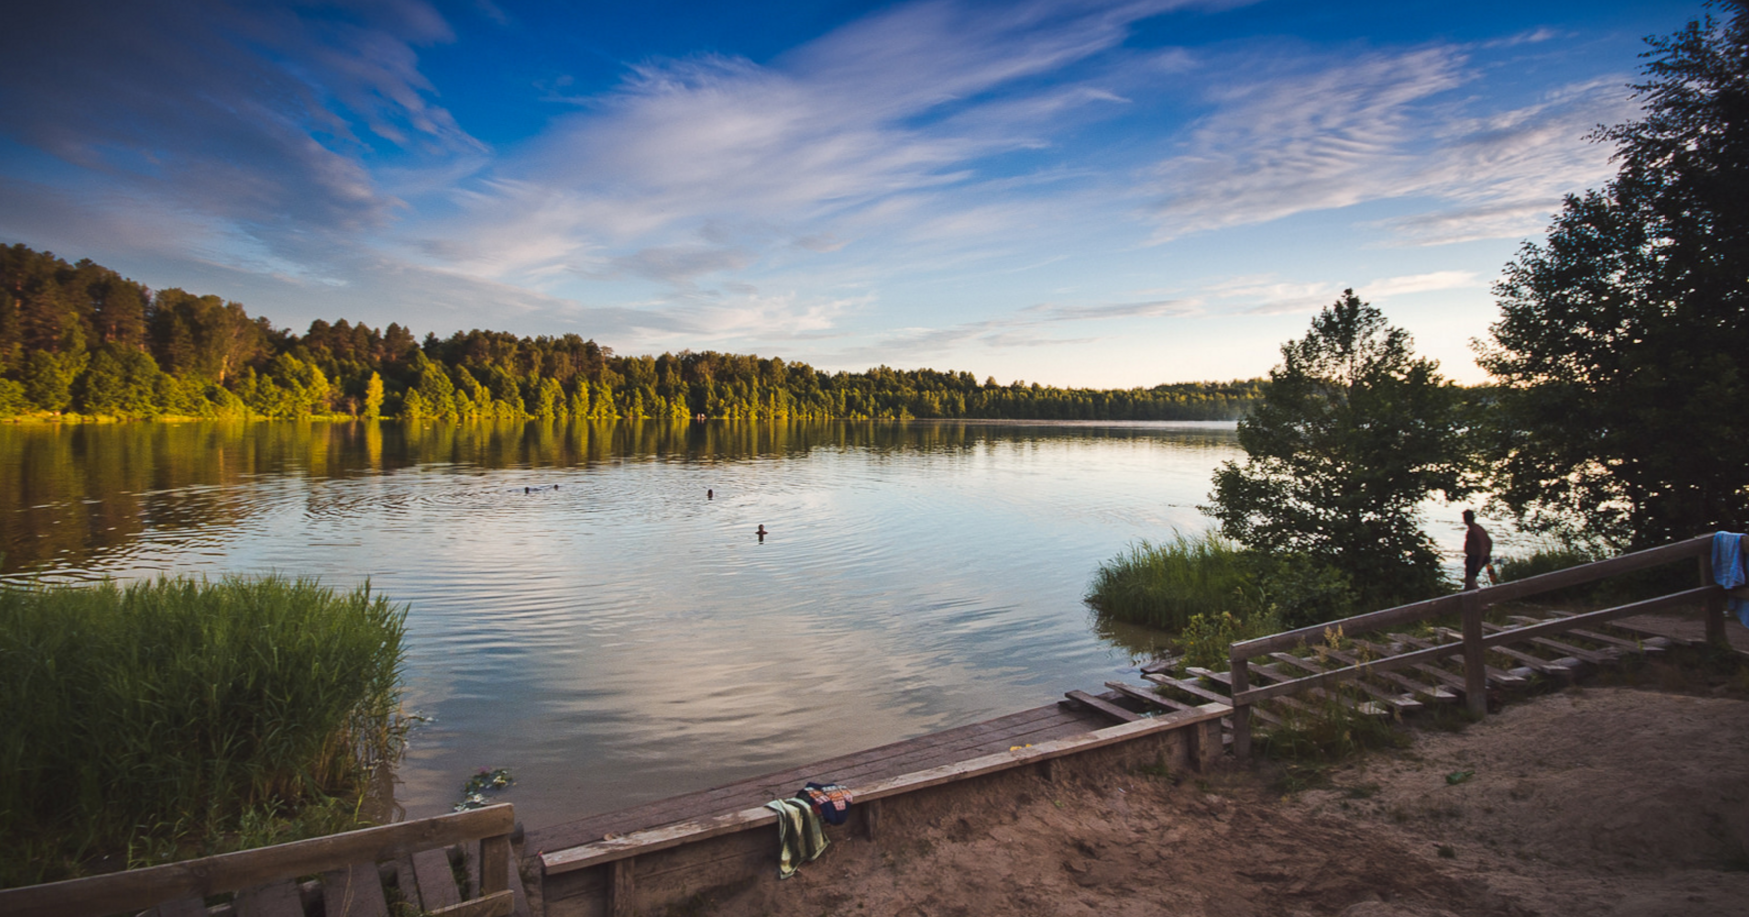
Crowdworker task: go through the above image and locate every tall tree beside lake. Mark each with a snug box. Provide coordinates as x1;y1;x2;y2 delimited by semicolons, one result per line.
1208;291;1469;608
1479;1;1749;549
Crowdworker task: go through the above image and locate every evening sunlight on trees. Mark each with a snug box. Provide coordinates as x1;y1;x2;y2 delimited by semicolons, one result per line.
1478;0;1749;550
1208;291;1469;609
0;244;1264;424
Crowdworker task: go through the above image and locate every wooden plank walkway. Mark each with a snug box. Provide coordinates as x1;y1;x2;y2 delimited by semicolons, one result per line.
524;701;1110;858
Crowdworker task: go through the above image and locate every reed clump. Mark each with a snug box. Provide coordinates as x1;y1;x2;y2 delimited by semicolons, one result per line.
1085;532;1357;650
1084;532;1261;631
0;575;408;888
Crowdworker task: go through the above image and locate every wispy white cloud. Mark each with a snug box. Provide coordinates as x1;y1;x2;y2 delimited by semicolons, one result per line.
1141;45;1633;245
0;0;477;236
1359;270;1483;297
1195;268;1483;317
414;1;1214;279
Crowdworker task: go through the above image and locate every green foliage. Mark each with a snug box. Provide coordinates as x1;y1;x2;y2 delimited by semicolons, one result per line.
1085;532;1260;631
1493;545;1602;584
1208;290;1468;609
0;576;408;887
1175;609;1282;671
23;349;86;412
1258;689;1405;764
0;242;1269;423
363;371;385;420
0;377;24;417
1479;4;1749;549
1251;552;1359;631
76;344;168;418
1086;535;1355;656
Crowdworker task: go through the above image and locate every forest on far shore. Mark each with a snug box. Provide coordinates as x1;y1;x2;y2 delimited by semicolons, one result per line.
0;244;1261;423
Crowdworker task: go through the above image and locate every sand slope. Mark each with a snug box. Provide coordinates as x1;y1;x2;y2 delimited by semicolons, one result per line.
704;687;1749;917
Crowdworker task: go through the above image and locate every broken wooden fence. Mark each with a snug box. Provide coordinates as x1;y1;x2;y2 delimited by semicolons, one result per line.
1227;533;1728;761
0;804;521;917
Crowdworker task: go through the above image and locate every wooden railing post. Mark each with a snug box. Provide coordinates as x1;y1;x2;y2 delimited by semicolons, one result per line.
1460;590;1487;717
1700;543;1727;646
1229;652;1252;763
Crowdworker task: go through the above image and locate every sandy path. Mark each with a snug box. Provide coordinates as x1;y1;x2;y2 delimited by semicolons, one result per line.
700;686;1749;917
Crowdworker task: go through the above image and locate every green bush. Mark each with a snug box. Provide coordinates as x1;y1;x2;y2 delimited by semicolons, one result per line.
1252;552;1358;630
1175;609;1283;671
1494;546;1602;583
1085;532;1260;631
1496;543;1697;606
1258;690;1405;764
0;576;408;887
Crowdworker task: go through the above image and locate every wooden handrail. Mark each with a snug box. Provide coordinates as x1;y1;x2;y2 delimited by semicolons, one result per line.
0;804;515;917
1230;533;1711;659
1227;532;1722;760
1229;586;1715;705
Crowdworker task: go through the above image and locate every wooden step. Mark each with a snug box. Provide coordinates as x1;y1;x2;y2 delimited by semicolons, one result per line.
1267;652;1423;711
1319;646;1458;703
1105;681;1198;713
1064;690;1142;724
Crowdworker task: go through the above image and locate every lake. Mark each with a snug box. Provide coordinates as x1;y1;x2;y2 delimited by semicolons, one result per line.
0;419;1468;828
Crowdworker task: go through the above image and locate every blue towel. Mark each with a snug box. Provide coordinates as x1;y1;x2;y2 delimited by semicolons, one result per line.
1711;532;1749;626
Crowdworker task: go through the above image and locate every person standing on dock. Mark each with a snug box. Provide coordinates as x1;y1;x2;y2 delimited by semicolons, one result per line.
1462;510;1492;591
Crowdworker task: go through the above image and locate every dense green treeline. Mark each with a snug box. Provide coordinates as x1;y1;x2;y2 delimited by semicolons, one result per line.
0;243;1261;422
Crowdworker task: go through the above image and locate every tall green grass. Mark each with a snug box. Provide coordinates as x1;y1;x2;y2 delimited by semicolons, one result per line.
0;576;408;887
1085;532;1261;631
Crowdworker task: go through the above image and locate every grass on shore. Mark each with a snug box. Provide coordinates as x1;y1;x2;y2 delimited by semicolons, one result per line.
0;575;409;888
1085;531;1262;632
1085;531;1357;668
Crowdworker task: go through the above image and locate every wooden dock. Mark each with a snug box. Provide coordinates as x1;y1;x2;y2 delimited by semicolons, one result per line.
528;693;1227;916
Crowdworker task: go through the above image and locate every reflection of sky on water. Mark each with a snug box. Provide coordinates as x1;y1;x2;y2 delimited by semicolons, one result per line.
2;420;1514;827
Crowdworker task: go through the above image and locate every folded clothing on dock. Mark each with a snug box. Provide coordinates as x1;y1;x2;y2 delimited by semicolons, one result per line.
800;782;854;825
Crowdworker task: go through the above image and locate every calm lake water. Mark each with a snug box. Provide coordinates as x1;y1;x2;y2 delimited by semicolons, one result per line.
0;419;1478;829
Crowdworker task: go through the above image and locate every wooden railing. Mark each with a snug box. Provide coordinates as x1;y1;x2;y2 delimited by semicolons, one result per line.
1227;533;1727;761
0;804;518;917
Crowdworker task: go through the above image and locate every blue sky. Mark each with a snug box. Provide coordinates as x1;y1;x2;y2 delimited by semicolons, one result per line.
0;0;1700;385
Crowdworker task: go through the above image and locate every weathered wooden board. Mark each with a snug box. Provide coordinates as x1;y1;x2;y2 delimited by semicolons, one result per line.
1484;623;1613;664
146;896;208;917
0;805;513;917
1394;635;1528;687
1562;626;1665;653
1231;534;1710;658
322;862;389;917
428;890;514;917
1104;681;1198;712
526;704;1099;856
1434;627;1574;677
1065;689;1142;723
1140;673;1234;707
1319;646;1457;702
541;703;1229;876
233;879;303;917
413;847;461;910
1268;652;1423;711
